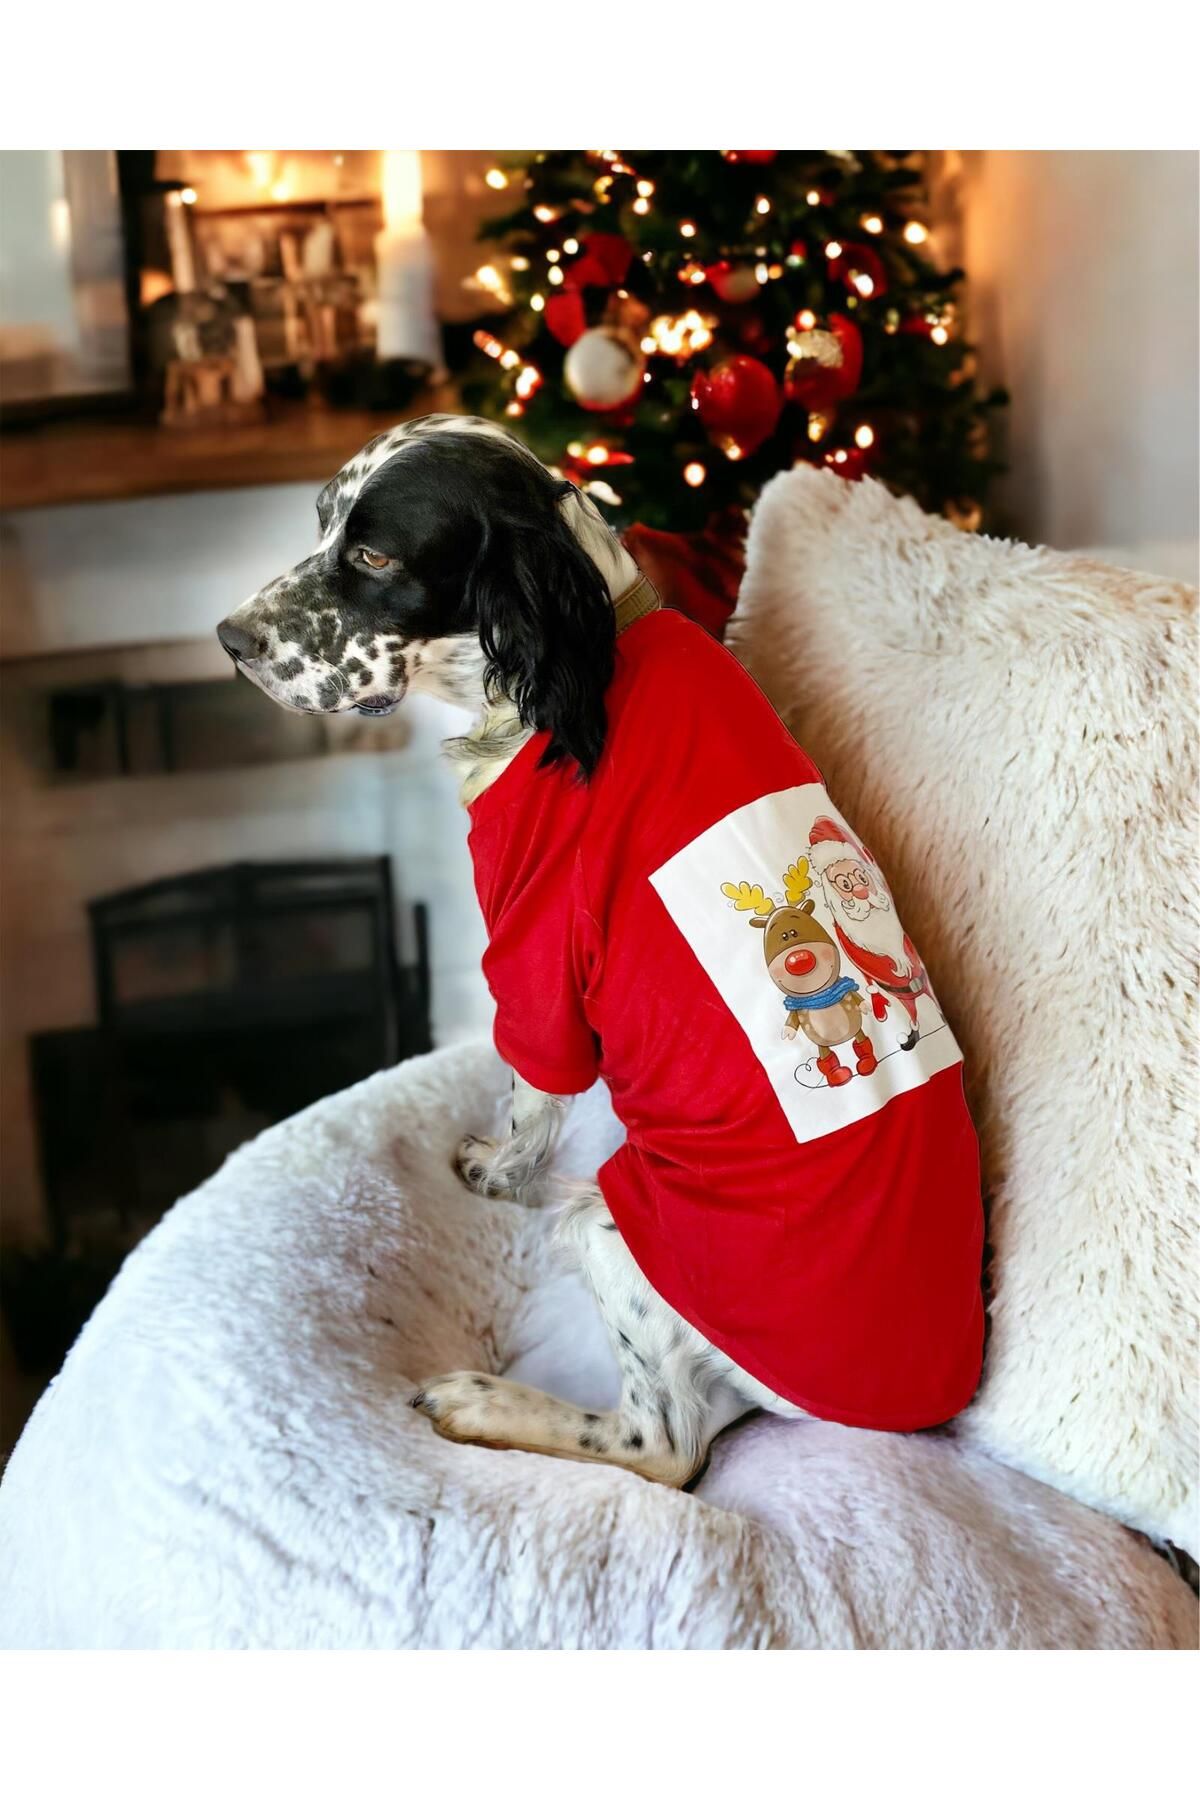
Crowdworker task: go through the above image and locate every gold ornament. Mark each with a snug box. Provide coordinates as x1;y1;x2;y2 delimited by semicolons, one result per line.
945;498;983;532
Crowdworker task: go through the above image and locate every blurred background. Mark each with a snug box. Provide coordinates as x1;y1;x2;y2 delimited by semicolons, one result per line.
1;148;1197;1449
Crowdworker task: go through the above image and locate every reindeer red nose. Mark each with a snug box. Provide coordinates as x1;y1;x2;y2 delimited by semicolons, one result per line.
785;947;817;976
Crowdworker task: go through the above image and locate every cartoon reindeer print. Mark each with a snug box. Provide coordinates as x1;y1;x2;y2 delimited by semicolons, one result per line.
721;856;879;1087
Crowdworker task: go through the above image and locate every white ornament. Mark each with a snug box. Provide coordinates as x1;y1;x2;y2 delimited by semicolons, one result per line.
563;326;645;411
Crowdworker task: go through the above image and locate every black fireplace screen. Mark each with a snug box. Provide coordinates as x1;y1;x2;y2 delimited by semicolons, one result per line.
29;857;431;1256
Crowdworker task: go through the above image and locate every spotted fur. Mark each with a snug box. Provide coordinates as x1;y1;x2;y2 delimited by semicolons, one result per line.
412;1179;798;1486
217;414;635;795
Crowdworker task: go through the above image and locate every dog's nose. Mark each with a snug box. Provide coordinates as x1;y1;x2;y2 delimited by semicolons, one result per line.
217;620;264;663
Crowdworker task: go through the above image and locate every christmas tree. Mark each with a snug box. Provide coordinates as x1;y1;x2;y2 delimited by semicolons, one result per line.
463;150;1006;534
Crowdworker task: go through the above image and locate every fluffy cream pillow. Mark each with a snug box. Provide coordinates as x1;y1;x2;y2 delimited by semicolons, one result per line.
730;468;1198;1555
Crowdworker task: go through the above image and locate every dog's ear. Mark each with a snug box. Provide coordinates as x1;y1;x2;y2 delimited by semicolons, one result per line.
468;491;615;778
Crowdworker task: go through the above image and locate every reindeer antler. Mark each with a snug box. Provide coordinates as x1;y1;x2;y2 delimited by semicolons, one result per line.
721;879;775;918
783;855;813;906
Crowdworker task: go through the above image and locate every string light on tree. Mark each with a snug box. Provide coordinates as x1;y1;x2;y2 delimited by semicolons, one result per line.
904;221;929;244
472;263;511;304
683;461;707;486
485;167;509;190
644;309;715;359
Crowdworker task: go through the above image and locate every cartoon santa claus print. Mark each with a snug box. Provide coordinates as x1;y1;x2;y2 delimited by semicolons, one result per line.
806;816;934;1051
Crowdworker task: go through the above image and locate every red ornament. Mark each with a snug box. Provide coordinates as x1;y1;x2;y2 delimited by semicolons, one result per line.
544;288;586;347
566;232;634;290
783;313;863;411
691;355;782;456
836;242;887;300
722;151;777;164
704;260;759;304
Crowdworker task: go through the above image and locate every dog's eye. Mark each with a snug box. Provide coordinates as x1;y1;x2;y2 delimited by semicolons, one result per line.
357;548;397;571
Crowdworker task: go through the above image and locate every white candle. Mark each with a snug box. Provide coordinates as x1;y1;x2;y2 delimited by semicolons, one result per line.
164;192;196;295
374;150;442;368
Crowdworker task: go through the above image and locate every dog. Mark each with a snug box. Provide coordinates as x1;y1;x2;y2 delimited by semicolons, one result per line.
218;415;984;1486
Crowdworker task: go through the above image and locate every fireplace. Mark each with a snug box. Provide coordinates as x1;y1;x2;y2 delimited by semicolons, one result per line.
38;856;429;1250
4;857;430;1376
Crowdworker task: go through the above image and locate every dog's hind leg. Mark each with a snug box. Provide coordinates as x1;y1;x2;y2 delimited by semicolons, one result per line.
410;1185;752;1486
454;1073;568;1206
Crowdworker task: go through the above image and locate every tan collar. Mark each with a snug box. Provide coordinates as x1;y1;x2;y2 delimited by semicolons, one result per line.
613;572;661;635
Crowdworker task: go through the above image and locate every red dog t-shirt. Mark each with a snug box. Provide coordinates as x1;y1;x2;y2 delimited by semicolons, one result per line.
468;607;984;1429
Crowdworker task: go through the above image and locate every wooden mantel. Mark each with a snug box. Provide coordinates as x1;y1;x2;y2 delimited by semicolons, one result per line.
0;389;458;513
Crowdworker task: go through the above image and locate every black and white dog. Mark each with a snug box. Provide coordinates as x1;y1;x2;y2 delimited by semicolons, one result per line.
218;415;804;1484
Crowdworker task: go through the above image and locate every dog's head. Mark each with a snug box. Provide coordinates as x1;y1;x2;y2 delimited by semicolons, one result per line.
216;416;619;775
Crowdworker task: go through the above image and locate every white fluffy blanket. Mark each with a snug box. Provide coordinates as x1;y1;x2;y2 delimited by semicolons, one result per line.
1;1041;1193;1649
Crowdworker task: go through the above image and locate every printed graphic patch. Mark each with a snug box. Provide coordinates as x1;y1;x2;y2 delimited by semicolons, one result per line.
649;783;962;1143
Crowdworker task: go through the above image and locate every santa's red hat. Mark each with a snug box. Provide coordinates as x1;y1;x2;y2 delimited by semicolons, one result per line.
808;815;874;875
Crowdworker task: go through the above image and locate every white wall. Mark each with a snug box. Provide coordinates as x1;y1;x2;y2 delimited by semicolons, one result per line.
948;150;1198;568
1;482;325;659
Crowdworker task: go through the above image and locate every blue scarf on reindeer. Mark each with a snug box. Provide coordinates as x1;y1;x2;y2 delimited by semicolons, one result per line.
783;976;860;1012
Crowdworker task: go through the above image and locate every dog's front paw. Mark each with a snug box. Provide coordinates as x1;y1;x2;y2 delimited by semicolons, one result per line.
453;1134;510;1197
410;1372;506;1444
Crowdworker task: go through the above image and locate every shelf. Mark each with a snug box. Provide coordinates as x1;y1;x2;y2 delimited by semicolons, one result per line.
0;387;458;512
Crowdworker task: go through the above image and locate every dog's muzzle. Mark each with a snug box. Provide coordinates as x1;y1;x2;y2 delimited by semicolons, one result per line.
217;620;265;665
